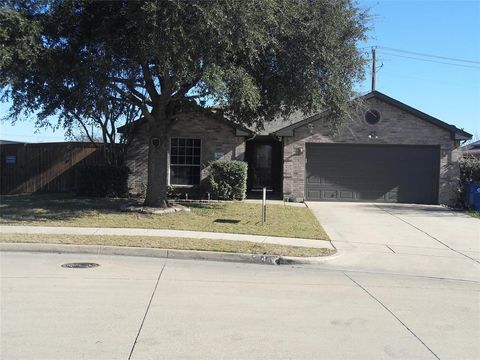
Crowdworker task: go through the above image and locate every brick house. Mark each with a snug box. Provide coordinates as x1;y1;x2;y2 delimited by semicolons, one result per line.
460;140;480;159
120;91;471;205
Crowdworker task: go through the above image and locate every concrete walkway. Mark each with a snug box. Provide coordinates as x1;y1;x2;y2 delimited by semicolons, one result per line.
0;225;334;250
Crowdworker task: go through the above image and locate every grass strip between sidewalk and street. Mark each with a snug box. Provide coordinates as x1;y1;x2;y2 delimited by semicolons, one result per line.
0;233;335;257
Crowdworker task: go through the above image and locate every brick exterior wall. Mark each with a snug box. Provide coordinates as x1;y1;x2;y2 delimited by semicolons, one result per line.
282;97;461;205
126;113;245;195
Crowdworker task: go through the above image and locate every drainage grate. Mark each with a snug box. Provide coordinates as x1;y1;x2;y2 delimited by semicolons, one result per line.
61;262;100;269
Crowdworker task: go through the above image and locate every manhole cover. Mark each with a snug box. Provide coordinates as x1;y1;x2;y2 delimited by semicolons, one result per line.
61;262;99;269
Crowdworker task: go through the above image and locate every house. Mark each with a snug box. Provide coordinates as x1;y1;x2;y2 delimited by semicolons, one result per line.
0;139;27;144
460;140;480;159
120;91;472;205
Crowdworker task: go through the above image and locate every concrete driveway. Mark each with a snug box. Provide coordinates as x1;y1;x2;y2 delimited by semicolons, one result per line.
306;202;480;280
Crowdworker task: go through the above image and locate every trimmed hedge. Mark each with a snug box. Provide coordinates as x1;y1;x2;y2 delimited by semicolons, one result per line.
207;160;248;200
77;165;129;197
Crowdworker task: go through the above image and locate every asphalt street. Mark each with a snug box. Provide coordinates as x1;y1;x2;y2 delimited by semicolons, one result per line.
1;251;479;360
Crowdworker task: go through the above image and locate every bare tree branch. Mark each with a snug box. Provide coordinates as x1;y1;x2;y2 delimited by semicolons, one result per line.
72;112;97;146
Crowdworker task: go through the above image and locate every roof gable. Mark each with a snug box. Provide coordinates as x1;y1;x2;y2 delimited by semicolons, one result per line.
364;91;471;140
274;91;472;140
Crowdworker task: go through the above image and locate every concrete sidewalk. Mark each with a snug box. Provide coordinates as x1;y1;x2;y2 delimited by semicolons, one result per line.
0;225;334;250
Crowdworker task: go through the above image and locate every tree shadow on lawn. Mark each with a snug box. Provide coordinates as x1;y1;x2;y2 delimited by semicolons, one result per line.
0;193;129;223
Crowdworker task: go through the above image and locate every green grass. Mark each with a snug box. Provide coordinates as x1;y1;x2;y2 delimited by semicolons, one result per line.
0;194;328;240
467;210;480;219
0;233;334;257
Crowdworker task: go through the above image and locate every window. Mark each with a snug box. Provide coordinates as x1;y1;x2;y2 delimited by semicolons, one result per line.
365;109;381;125
170;138;201;185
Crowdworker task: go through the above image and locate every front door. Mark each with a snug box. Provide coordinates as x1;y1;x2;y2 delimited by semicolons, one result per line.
251;144;273;190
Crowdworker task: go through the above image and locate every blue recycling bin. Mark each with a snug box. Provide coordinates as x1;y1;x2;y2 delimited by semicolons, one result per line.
465;182;480;210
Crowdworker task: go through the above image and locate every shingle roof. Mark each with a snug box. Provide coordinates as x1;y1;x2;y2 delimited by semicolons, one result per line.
0;139;26;144
461;140;480;150
250;110;315;135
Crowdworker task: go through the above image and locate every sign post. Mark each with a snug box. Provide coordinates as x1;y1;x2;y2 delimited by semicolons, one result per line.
262;187;267;224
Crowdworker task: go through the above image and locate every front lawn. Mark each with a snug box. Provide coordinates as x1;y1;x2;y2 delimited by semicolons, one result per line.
0;194;328;240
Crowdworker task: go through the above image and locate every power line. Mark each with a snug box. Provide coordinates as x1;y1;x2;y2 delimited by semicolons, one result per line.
378;46;480;65
379;72;480;89
380;51;480;69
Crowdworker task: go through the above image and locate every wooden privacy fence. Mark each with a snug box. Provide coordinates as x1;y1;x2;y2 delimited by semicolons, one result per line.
0;142;109;195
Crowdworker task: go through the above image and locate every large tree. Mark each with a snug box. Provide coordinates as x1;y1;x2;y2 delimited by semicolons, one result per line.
1;0;368;207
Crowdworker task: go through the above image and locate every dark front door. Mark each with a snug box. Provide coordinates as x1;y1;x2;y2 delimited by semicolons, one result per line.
305;143;439;204
246;139;282;193
251;144;273;189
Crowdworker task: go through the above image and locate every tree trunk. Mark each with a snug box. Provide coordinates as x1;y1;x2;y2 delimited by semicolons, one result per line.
144;117;170;208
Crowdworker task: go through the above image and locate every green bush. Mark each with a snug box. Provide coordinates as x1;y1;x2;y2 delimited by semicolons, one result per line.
207;160;248;200
77;165;129;197
458;156;480;207
460;156;480;183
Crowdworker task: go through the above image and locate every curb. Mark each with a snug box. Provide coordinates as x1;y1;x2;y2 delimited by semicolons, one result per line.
0;242;339;266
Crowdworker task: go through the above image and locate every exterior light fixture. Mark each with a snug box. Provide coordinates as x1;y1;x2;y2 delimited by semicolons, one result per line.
368;131;378;140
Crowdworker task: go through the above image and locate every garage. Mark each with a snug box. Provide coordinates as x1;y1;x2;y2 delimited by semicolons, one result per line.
305;143;440;204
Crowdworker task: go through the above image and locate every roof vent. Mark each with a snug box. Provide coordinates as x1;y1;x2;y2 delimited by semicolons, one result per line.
365;109;381;125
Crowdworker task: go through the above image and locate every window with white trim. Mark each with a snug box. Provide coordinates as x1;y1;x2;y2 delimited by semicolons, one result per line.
170;138;201;185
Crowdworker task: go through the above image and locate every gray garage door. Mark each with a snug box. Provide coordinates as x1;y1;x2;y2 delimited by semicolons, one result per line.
305;144;439;204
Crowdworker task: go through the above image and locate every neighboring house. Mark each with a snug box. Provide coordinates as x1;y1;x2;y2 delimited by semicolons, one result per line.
0;139;27;145
460;140;480;158
120;91;472;205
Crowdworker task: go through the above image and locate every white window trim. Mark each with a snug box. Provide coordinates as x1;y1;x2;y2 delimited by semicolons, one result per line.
168;137;202;186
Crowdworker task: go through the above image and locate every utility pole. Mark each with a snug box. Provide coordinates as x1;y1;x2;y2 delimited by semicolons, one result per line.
371;47;376;92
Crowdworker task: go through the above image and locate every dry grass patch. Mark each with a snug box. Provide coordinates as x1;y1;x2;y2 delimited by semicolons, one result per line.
0;233;335;257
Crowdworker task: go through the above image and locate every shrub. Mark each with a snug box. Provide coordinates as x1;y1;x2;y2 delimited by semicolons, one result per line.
460;156;480;183
207;160;248;200
77;165;129;197
458;156;480;207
